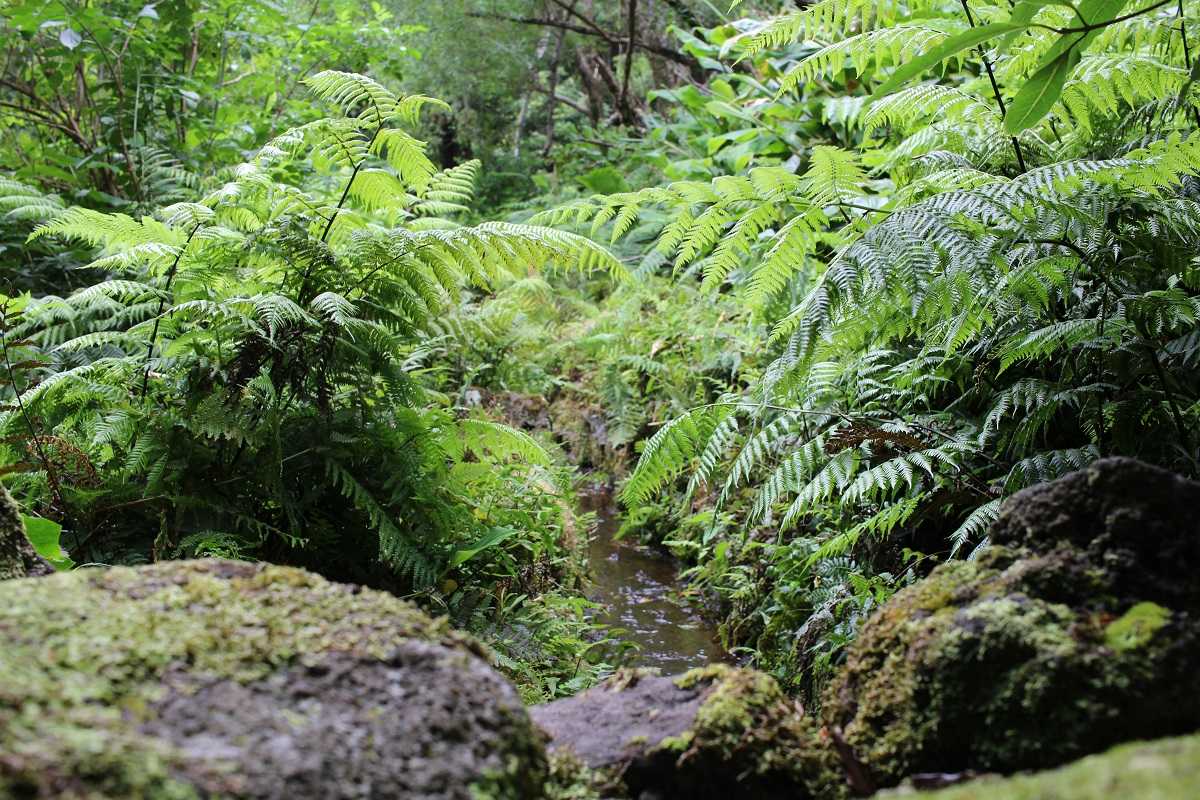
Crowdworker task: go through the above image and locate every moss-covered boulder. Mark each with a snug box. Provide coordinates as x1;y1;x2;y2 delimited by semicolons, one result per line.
0;559;547;799
530;665;824;799
818;457;1200;793
990;456;1200;610
0;482;52;580
908;734;1200;799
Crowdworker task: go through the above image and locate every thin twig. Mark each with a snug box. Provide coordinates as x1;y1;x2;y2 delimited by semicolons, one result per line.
958;0;1028;172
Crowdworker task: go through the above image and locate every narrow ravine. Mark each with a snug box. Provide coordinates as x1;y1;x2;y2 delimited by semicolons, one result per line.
580;490;723;672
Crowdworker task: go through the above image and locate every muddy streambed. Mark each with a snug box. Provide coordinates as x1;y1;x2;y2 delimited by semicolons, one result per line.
581;490;724;673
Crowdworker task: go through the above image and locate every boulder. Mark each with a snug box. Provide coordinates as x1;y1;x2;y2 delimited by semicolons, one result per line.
817;457;1200;793
530;665;823;799
0;483;52;580
991;456;1200;610
903;734;1200;799
0;559;547;799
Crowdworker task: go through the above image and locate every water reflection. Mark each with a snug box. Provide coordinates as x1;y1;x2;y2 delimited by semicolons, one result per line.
582;490;723;673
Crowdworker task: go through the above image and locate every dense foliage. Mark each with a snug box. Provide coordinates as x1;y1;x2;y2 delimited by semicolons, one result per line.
3;0;1199;705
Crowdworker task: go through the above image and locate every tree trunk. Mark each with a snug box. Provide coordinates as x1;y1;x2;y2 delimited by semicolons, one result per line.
541;25;568;156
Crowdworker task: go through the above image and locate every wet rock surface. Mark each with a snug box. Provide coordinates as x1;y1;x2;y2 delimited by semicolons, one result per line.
818;457;1200;793
530;673;706;770
0;559;546;799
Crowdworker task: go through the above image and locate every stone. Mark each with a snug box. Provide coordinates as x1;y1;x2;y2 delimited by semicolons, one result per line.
991;456;1200;609
530;665;822;799
900;734;1200;799
0;482;52;581
0;559;547;799
816;457;1200;793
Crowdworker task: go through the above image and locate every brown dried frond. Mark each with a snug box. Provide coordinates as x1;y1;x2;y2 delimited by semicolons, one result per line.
824;421;927;455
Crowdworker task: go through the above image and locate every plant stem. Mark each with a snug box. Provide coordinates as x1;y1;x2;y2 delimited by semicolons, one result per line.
0;307;63;510
320;124;382;244
958;0;1028;172
1178;0;1200;128
1147;344;1193;452
1045;0;1173;34
1094;283;1110;455
140;222;202;400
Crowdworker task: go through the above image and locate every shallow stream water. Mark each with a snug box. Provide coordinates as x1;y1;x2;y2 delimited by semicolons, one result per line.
581;490;723;673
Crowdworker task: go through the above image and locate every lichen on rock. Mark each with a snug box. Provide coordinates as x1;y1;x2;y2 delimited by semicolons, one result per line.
0;559;547;799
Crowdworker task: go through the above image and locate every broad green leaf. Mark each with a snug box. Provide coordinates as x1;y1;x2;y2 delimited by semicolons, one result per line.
872;23;1030;99
21;515;74;570
1005;51;1078;133
1004;0;1129;132
0;292;31;314
1034;0;1130;65
449;526;518;568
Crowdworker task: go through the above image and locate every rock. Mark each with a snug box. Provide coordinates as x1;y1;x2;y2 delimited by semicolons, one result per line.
530;665;821;799
991;456;1200;609
0;559;547;799
0;482;52;581
900;734;1200;799
817;457;1200;793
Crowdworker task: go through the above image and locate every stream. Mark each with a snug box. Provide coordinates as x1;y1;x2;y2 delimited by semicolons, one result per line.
581;490;724;673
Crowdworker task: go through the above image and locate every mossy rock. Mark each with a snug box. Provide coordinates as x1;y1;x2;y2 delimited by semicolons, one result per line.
908;734;1200;799
990;456;1200;610
819;457;1200;792
0;559;547;799
530;665;829;799
0;482;52;581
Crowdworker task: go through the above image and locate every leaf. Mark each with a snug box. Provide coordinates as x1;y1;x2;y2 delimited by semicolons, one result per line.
1004;50;1077;134
1050;0;1131;60
449;526;519;568
21;515;74;571
59;27;81;50
999;0;1078;49
872;23;1029;99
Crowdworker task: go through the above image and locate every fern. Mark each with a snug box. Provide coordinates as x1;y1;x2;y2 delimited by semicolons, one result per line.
2;72;622;592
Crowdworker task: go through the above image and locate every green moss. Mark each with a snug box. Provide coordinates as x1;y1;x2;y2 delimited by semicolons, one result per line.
820;545;1198;790
542;752;605;800
1105;602;1170;652
678;664;783;750
917;735;1200;799
653;664;835;796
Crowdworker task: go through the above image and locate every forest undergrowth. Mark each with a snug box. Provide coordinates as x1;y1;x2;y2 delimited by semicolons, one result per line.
2;0;1199;708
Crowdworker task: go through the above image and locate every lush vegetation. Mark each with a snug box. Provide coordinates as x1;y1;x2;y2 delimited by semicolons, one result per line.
3;0;1199;708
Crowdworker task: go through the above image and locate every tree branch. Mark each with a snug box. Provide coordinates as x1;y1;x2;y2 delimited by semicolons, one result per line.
465;11;699;68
